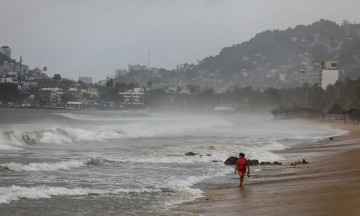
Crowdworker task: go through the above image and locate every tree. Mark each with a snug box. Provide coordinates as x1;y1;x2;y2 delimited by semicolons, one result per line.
53;74;62;82
0;83;19;102
106;79;114;88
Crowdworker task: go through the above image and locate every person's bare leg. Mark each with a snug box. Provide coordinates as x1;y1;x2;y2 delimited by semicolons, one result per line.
240;172;245;189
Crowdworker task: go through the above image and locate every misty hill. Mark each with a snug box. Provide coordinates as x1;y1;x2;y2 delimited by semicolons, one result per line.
194;19;360;89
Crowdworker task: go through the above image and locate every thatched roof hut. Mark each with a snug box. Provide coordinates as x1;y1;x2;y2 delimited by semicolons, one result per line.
270;106;286;115
327;104;344;115
327;104;345;120
345;108;360;124
270;105;322;119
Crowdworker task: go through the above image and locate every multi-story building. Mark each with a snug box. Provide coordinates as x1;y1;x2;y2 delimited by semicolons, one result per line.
1;46;11;58
119;87;145;108
115;69;128;77
128;64;147;72
6;72;18;83
39;87;63;106
0;77;15;83
299;61;339;90
79;76;93;84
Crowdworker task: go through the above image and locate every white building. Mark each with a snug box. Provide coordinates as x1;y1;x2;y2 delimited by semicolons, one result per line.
5;72;18;83
119;87;145;108
66;101;84;110
322;69;339;89
128;64;147;72
39;88;63;106
299;61;339;90
79;76;93;84
0;77;15;83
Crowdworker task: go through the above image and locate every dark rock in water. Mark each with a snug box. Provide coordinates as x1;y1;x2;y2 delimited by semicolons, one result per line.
225;157;260;166
207;154;212;157
274;161;282;165
212;160;220;163
291;159;308;166
260;162;271;165
248;159;259;166
224;156;238;165
185;152;198;156
260;161;282;165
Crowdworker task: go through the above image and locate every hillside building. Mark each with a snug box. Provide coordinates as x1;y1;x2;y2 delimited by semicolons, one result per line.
1;46;11;58
299;61;339;90
115;69;128;77
128;64;147;72
119;87;145;108
79;76;93;84
39;87;63;107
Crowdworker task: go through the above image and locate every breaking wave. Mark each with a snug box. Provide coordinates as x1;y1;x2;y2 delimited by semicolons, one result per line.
0;118;232;148
111;154;225;164
2;157;109;172
163;167;234;207
0;185;161;204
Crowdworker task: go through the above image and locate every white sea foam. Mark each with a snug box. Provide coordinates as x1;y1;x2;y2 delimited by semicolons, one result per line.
2;157;110;172
261;141;287;151
163;167;234;207
0;185;102;204
3;160;86;172
0;142;22;151
0;185;160;204
111;154;225;164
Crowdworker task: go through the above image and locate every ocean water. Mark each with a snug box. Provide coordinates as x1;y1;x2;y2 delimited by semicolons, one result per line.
0;109;346;215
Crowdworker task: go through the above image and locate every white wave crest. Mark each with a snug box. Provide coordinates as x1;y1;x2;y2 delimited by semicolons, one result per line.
112;154;224;164
3;160;86;172
2;157;111;172
0;117;232;147
0;185;160;204
0;185;103;204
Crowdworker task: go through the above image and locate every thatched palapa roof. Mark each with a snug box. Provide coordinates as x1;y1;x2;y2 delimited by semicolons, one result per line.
327;104;345;115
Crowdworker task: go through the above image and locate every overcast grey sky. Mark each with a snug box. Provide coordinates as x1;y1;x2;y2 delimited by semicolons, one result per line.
1;0;360;81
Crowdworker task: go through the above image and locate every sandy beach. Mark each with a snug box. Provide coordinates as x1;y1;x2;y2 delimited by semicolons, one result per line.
174;119;360;216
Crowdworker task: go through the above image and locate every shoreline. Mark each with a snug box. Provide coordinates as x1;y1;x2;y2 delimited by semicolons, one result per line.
174;118;360;216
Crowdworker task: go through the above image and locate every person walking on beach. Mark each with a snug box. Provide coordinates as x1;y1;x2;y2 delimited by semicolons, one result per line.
235;152;250;188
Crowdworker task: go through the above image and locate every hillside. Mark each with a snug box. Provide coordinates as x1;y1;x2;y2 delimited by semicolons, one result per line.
0;52;14;64
196;19;360;88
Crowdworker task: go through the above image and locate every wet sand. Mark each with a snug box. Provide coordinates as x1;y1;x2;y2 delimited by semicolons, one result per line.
174;119;360;216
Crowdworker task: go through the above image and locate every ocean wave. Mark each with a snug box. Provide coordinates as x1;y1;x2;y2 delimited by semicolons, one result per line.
162;167;234;207
0;185;161;204
2;157;109;172
3;160;86;172
111;154;225;164
0;118;232;148
54;112;148;121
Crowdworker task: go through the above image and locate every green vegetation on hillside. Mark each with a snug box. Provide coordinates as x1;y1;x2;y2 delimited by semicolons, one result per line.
196;19;360;85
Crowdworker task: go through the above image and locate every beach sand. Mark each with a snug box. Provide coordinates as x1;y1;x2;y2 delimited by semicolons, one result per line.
174;119;360;216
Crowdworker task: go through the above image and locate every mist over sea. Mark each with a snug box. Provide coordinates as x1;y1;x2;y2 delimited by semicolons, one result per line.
0;109;345;215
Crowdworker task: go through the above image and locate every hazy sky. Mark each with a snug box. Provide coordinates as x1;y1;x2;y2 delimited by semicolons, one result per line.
1;0;360;81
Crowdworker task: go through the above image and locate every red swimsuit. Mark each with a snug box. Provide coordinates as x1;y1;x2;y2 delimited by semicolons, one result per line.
236;158;248;173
